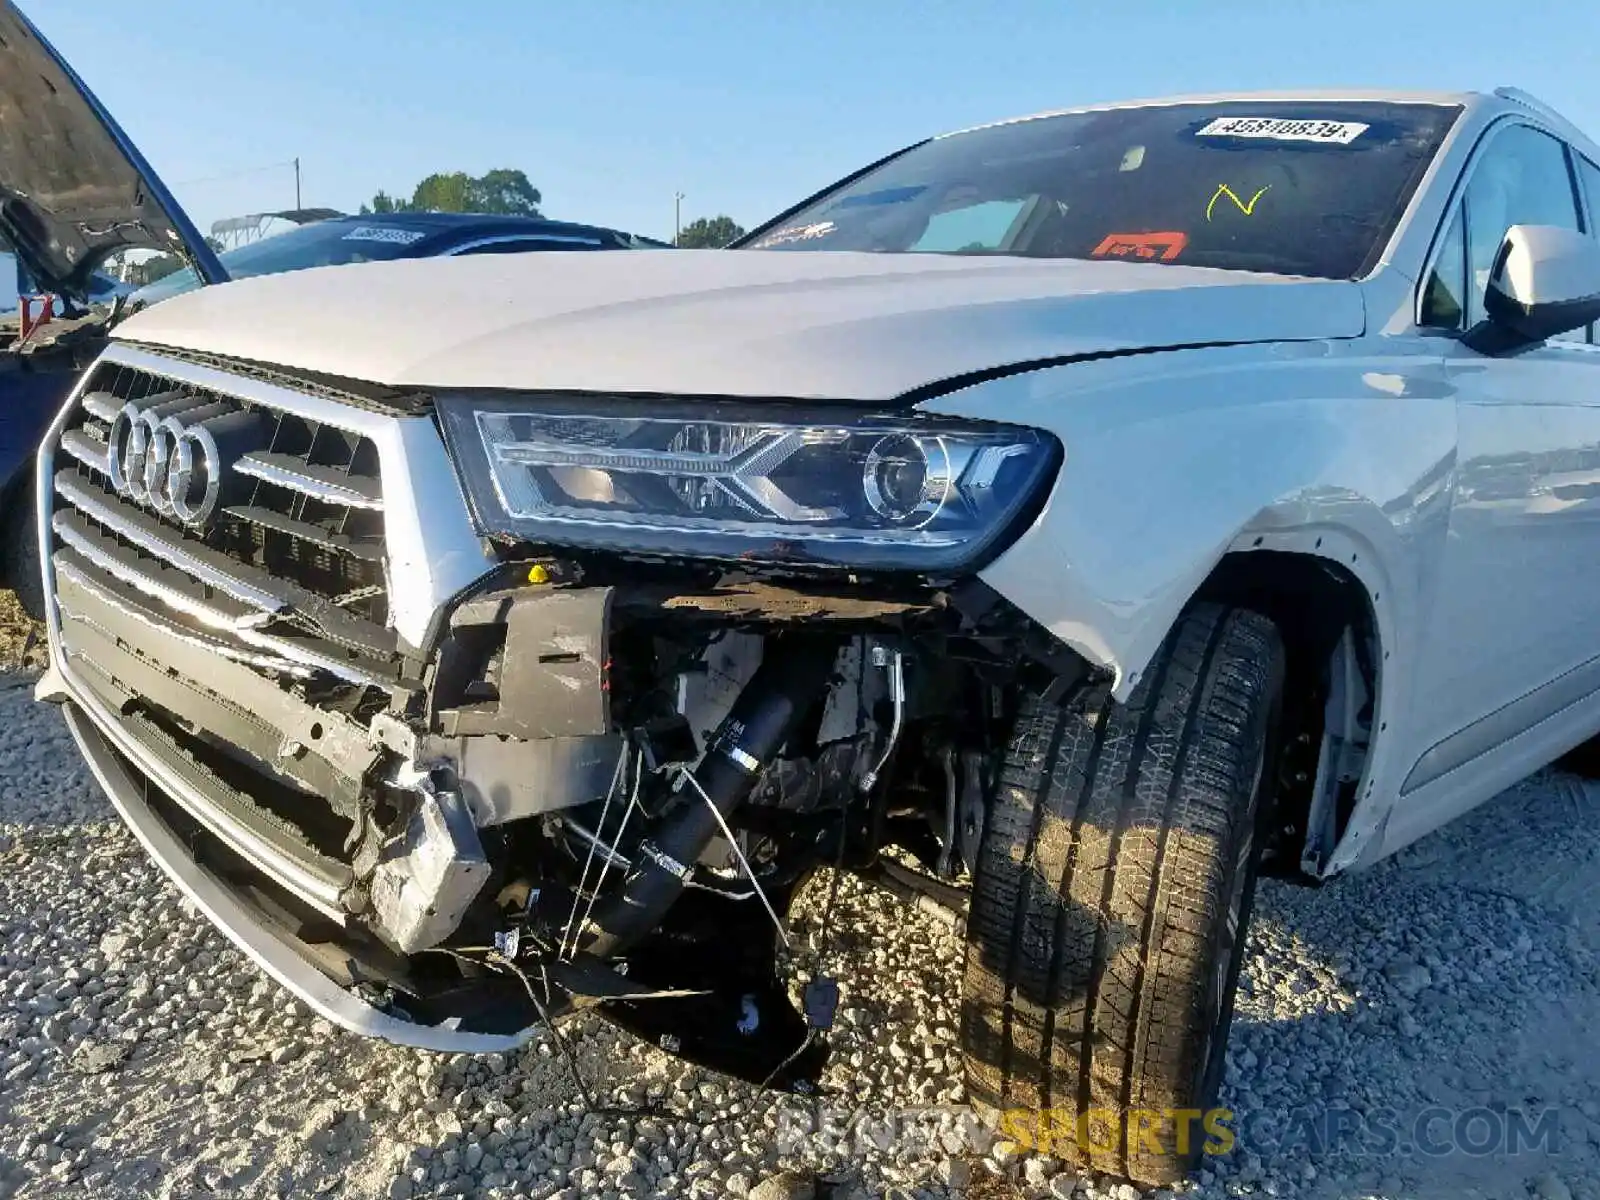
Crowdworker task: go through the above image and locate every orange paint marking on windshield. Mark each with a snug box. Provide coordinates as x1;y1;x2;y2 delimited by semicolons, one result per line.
1206;183;1272;222
1090;231;1189;262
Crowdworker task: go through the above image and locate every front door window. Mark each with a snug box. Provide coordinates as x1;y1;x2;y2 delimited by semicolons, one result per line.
1462;125;1585;338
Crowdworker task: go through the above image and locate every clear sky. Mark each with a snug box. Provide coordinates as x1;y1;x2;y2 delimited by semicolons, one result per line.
36;0;1600;243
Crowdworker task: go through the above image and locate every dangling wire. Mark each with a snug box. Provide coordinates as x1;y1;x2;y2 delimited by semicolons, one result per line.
559;748;629;960
565;747;645;961
417;945;702;1120
496;953;598;1111
758;807;851;1092
671;763;789;948
757;1028;817;1091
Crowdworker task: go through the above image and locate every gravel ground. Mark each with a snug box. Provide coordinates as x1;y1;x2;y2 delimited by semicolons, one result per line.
0;594;44;673
5;614;1600;1199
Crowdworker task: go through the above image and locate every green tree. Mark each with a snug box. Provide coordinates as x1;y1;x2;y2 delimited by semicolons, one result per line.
468;168;542;216
360;189;412;215
411;172;474;213
360;169;544;217
676;215;746;248
138;253;184;285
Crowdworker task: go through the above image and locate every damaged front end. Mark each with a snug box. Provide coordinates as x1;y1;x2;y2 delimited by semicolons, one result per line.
413;562;1090;1088
41;345;1075;1089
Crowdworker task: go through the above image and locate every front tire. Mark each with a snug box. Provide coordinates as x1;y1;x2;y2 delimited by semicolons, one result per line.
960;604;1284;1185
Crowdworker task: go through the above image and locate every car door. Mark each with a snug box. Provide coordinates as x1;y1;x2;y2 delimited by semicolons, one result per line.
1406;120;1600;790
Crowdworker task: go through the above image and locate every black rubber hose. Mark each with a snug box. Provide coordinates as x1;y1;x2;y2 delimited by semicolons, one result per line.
583;640;837;959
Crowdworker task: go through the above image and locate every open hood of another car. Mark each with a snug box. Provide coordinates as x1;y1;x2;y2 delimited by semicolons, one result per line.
0;2;224;302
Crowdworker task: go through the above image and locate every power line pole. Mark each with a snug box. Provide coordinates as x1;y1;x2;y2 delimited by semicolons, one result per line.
674;191;684;246
294;157;302;210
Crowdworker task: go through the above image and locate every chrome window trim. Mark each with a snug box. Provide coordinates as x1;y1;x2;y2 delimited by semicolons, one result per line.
1414;115;1514;331
444;233;605;255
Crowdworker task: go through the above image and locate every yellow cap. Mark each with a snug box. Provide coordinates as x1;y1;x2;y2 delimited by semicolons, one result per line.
527;564;549;584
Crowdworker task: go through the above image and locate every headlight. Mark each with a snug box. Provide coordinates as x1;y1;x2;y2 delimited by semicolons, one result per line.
437;397;1059;572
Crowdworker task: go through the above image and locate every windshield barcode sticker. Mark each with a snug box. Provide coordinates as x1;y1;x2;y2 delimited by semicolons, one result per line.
341;226;427;244
1196;117;1369;144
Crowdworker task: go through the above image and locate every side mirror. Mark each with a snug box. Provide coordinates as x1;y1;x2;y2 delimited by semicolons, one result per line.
1464;224;1600;354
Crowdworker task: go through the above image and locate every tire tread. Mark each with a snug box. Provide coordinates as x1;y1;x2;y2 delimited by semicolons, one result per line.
960;605;1282;1184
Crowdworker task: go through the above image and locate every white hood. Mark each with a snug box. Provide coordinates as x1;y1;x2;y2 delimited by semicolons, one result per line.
114;249;1367;401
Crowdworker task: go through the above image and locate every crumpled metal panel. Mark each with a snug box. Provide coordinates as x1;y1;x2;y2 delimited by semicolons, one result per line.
369;776;492;954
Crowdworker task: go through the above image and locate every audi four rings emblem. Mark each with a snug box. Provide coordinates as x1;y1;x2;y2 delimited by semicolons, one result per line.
106;397;236;527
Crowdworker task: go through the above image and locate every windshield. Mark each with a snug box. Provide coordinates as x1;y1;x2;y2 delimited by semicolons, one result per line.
746;101;1461;278
132;220;438;306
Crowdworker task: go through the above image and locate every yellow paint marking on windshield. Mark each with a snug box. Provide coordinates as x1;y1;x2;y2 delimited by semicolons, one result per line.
1206;183;1272;222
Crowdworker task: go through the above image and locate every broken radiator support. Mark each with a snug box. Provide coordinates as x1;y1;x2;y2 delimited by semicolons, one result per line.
581;639;839;960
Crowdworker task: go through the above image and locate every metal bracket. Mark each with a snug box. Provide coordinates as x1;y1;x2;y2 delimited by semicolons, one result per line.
441;586;615;740
369;711;418;759
957;748;988;876
637;839;692;883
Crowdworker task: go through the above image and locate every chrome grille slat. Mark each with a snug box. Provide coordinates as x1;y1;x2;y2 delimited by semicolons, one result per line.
55;553;316;677
223;505;384;563
55;469;398;659
52;510;401;689
79;390;121;422
234;452;384;510
55;470;292;614
53;508;258;626
59;428;110;475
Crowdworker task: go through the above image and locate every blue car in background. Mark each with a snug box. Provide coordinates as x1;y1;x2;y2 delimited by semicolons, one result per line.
0;4;665;619
1;253;132;312
128;212;671;310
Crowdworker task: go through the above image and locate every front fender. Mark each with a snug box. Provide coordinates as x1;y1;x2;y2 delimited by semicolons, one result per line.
922;338;1458;871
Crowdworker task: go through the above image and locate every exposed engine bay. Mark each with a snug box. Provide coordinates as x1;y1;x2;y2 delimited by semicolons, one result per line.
302;566;1090;1091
